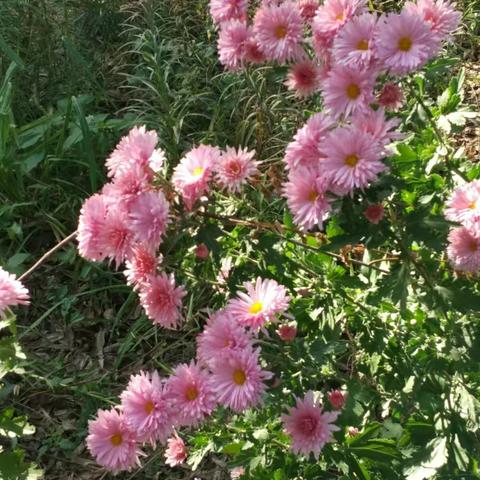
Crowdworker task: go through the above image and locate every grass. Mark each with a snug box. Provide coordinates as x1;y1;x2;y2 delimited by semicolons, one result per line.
0;0;478;478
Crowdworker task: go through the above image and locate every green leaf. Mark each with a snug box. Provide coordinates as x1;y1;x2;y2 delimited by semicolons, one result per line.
404;437;448;480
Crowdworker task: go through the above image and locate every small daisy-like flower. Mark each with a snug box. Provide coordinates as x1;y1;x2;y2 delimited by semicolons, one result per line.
327;389;347;409
139;273;186;329
364;204;385;224
227;277;290;330
375;11;438;76
172;145;220;210
298;0;320;23
166;361;217;426
313;0;366;37
120;371;174;445
124;243;161;288
332;13;378;69
351;108;402;149
253;1;304;63
283;167;332;231
210;347;272;412
77;194;108;262
107;163;153;201
444;180;480;227
322;126;385;192
378;82;405;111
86;408;141;473
197;310;253;367
282;391;340;459
285;60;322;98
216;146;259;192
210;0;248;25
322;65;376;118
218;20;250;70
447;226;480;274
164;433;188;467
0;267;29;317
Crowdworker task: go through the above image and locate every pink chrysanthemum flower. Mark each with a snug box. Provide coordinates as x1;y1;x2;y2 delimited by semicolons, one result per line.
276;324;297;342
226;277;290;330
322;126;385;192
283;167;332;231
447;226;480;274
120;371;174;445
210;0;248;25
107;163;153;201
216;147;259;192
172;145;220;210
285;60;322;98
375;12;438;76
284;113;334;170
364;204;385;224
313;0;366;37
298;0;320;23
105;126;165;178
405;0;460;38
444;180;480;227
327;389;347;409
124;244;161;288
139;273;186;329
197;310;253;367
282;391;340;459
311;27;335;63
166;361;217;426
86;408;141;473
210;347;272;412
322;65;376;118
378;82;405;111
128;191;170;251
351;108;402;149
77;194;108;262
164;433;188;467
253;2;304;63
98;206;135;267
332;13;378;69
244;36;267;64
218;20;250;70
0;267;29;317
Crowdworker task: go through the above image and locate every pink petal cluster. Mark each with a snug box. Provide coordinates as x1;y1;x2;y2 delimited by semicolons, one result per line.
210;0;248;25
164;434;188;467
364;204;385;224
0;267;30;317
276;323;297;342
285;60;322;98
327;389;347;409
216;147;259;192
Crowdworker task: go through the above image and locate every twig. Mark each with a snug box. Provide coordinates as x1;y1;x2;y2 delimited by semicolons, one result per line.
19;231;77;281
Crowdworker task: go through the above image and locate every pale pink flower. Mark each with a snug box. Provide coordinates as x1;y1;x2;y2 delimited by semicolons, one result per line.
378;82;405;111
332;13;378;69
283;167;332;231
172;145;220;210
447;226;480;273
313;0;366;37
77;194;108;262
105;126;164;178
128;191;170;250
298;0;320;23
327;389;347;409
253;2;304;63
0;267;29;317
322;65;376;118
375;11;438;76
284;113;334;170
444;180;480;227
218;20;250;70
86;408;141;473
196;310;253;367
364;204;385;224
210;347;272;412
285;60;322;98
322;126;385;192
166;361;217;426
216;146;259;192
282;391;340;459
139;273;186;328
405;0;460;38
164;434;188;467
276;324;297;342
312;28;335;63
351;108;402;149
210;0;248;25
230;466;246;479
120;371;174;445
348;426;359;436
195;243;210;259
124;244;161;288
226;277;290;330
106;164;152;201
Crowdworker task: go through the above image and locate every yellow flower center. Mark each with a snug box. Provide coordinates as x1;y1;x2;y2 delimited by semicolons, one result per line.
193;166;204;177
308;190;318;202
110;433;123;446
345;154;359;167
145;401;155;414
275;25;287;39
356;39;369;50
346;83;361;100
336;12;344;21
469;201;477;210
248;301;263;314
185;386;199;401
398;36;412;52
233;369;247;385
